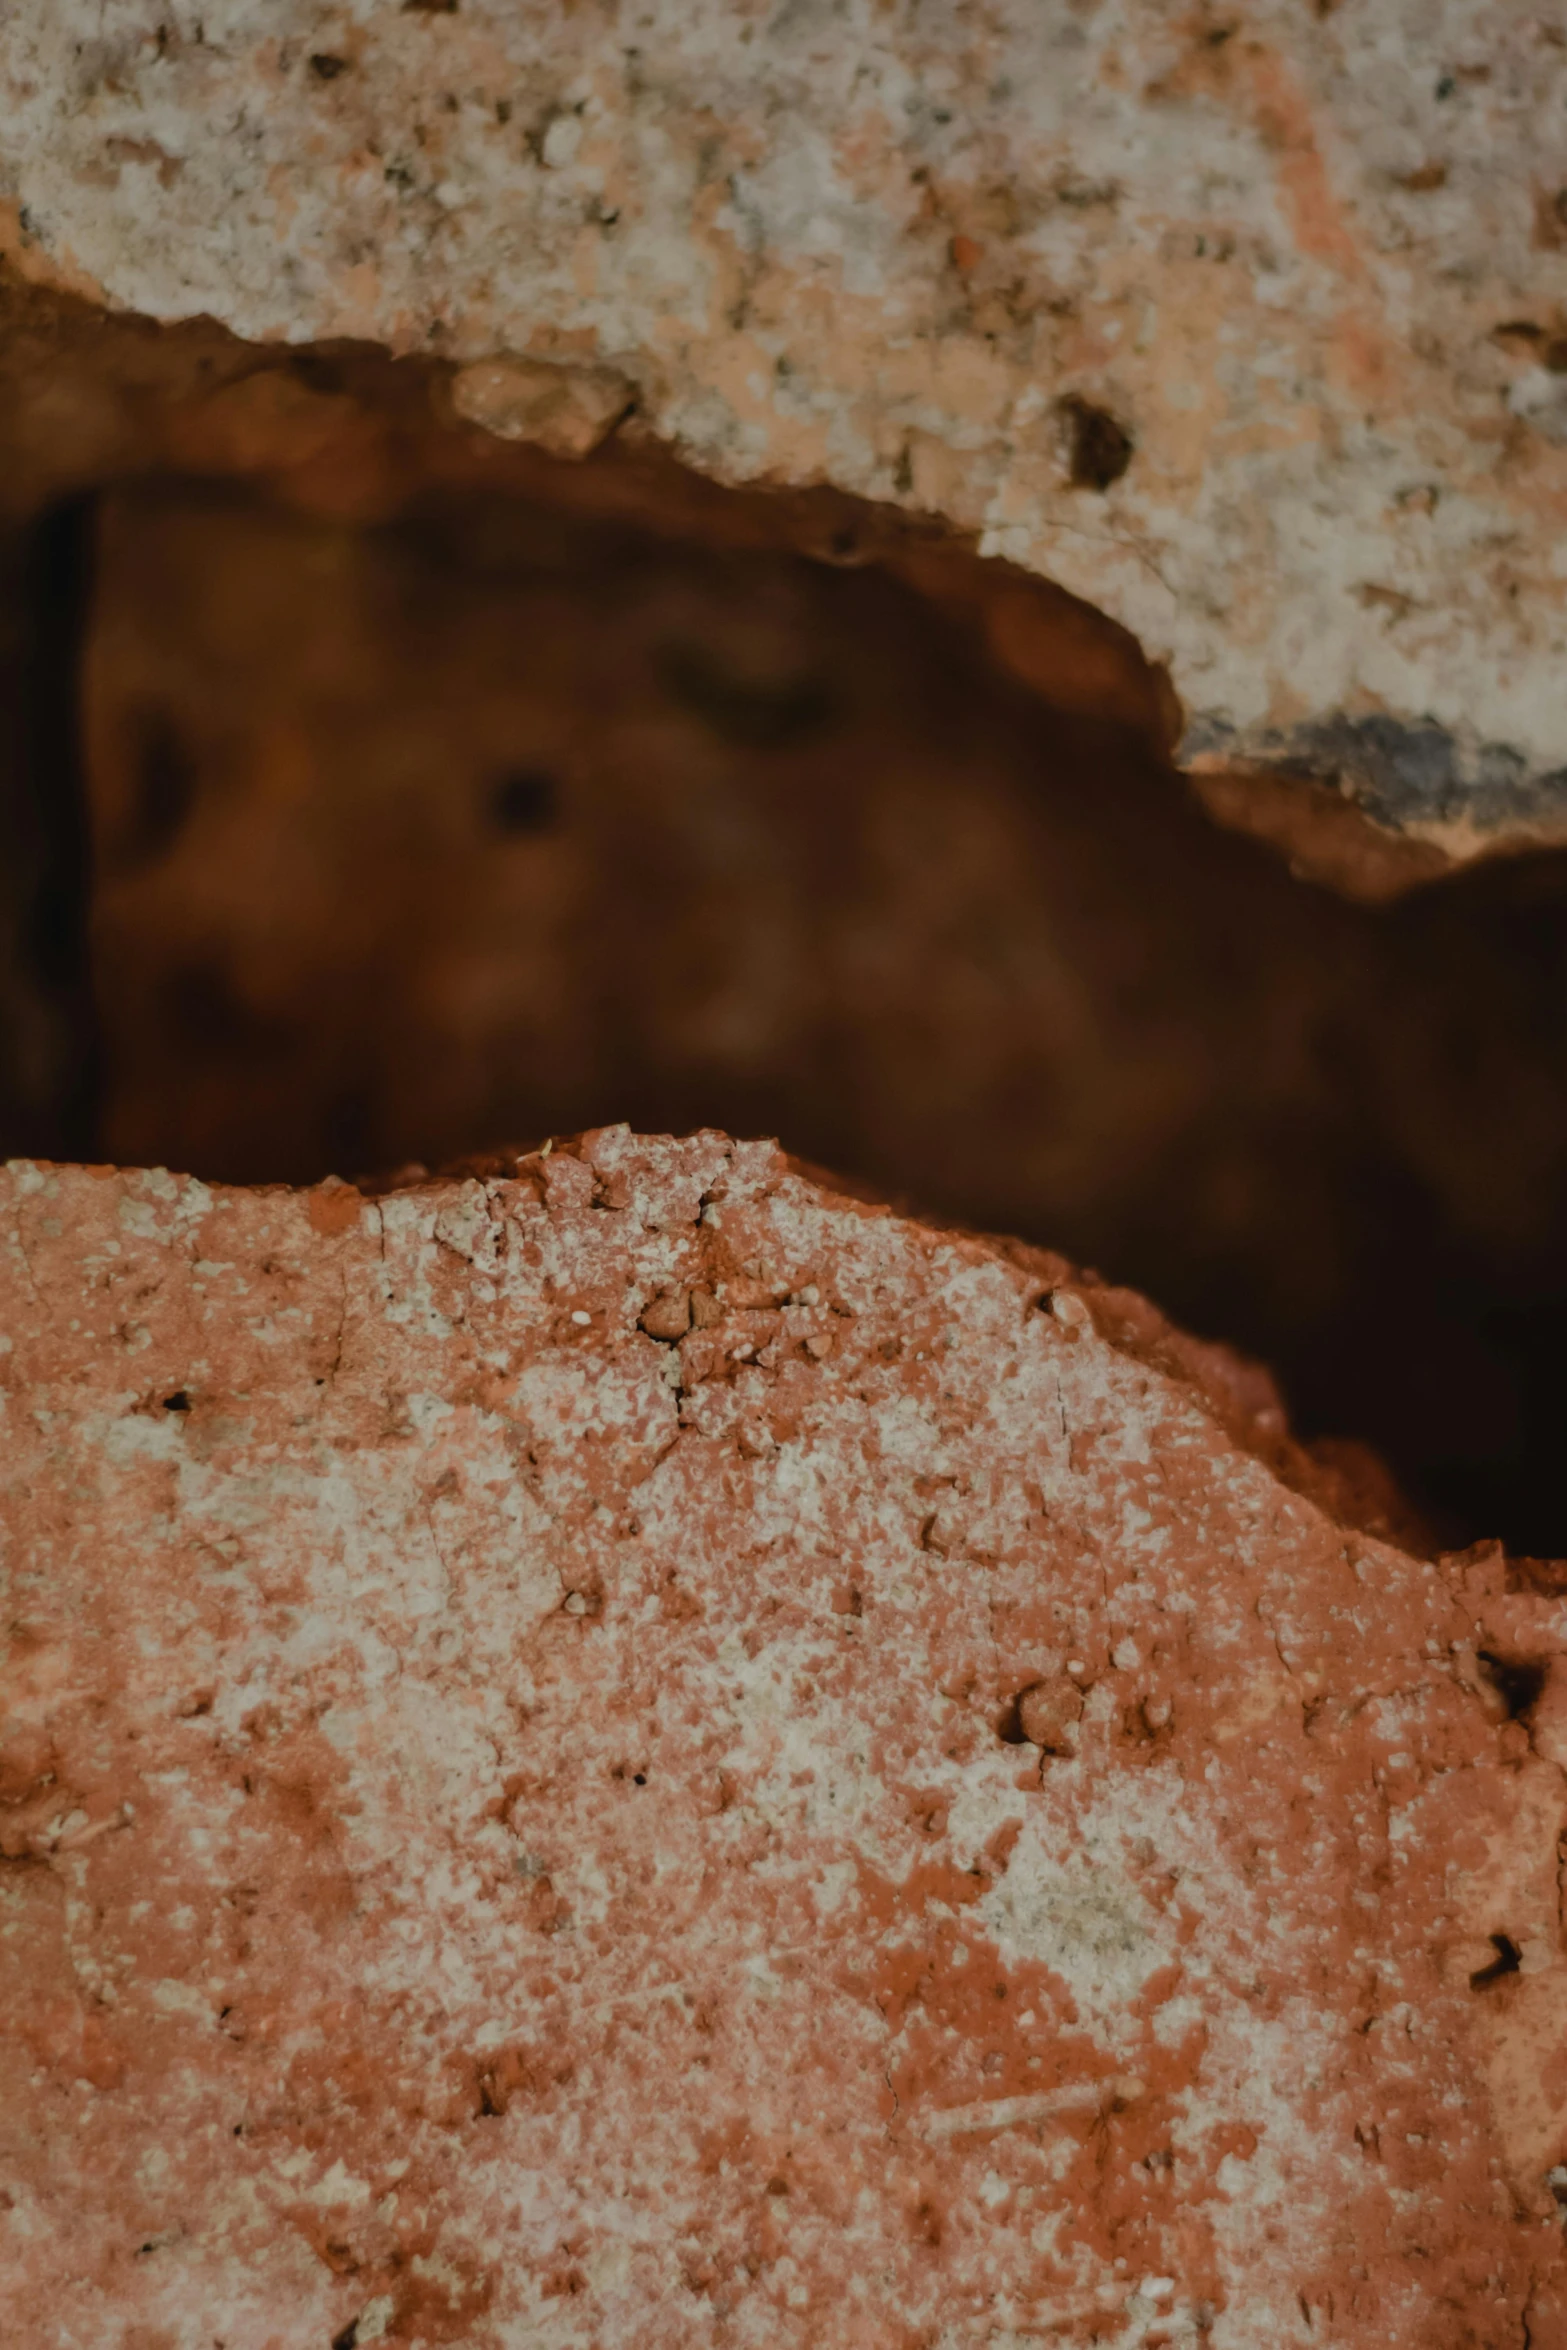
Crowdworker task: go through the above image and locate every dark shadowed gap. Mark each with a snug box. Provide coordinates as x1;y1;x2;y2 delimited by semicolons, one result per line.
5;473;1567;1559
0;496;100;1158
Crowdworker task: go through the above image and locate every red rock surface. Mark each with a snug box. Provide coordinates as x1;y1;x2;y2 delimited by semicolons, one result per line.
3;1130;1567;2347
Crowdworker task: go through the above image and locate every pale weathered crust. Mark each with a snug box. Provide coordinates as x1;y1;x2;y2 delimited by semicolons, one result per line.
3;1130;1566;2346
8;3;1567;854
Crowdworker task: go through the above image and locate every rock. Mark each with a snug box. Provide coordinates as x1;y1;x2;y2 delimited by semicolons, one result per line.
1015;1676;1085;1755
3;1129;1566;2345
637;1287;691;1342
5;4;1567;859
449;359;634;460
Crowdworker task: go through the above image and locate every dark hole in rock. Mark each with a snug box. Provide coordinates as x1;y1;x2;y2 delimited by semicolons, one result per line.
994;1695;1030;1747
1061;395;1135;491
2;495;99;1158
4;471;1567;1560
489;767;560;835
1477;1650;1549;1722
1470;1933;1523;1990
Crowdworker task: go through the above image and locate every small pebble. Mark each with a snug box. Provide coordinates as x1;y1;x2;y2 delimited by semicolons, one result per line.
639;1291;691;1342
541;112;583;168
1018;1678;1085;1753
570;1309;591;1326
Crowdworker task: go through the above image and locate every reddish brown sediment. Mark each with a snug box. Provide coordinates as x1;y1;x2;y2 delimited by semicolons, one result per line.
4;1131;1566;2346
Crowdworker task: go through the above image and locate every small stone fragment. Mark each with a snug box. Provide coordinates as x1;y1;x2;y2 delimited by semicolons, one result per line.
638;1289;691;1341
1017;1677;1086;1754
450;356;633;457
1047;1288;1091;1336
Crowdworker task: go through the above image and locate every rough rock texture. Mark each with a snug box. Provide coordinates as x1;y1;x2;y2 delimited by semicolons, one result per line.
5;1130;1567;2345
6;3;1567;854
